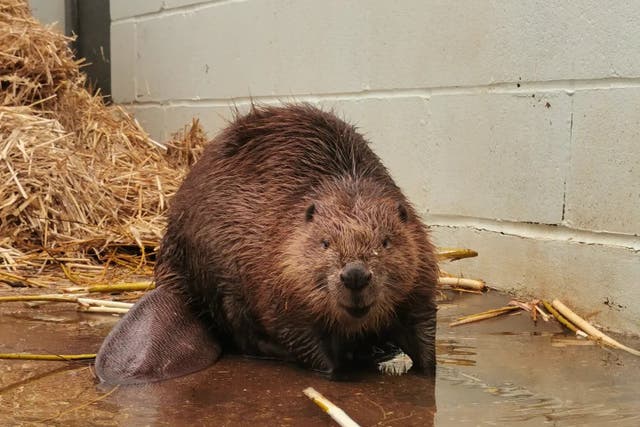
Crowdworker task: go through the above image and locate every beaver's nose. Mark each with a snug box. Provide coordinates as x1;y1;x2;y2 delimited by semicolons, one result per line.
340;262;372;290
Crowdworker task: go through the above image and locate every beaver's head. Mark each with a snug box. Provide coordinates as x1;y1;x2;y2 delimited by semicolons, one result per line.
281;178;423;335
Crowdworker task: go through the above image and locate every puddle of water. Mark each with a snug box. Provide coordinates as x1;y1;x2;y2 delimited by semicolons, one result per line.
1;291;639;426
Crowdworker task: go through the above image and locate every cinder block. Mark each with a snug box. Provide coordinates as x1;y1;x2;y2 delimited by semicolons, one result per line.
365;0;640;88
424;91;572;223
110;0;164;21
431;225;640;335
110;0;210;21
164;0;211;9
110;22;136;103
133;1;267;101
327;92;571;223
566;89;640;235
130;0;640;101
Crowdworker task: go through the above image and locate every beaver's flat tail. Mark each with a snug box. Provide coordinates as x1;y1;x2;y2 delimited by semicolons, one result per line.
95;284;221;385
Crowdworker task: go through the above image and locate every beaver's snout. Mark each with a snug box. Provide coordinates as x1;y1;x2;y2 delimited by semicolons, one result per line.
340;261;372;291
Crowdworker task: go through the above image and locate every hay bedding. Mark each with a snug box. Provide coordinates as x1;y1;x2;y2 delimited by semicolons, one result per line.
0;1;205;286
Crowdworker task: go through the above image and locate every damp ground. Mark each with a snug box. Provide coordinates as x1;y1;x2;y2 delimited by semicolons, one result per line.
1;290;639;426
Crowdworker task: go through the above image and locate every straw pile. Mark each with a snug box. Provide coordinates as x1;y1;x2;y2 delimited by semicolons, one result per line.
0;1;206;283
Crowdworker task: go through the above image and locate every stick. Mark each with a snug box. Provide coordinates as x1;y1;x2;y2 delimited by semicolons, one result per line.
542;300;580;334
0;353;96;361
62;282;155;293
0;295;133;314
551;300;640;356
449;306;520;327
459;305;520;316
508;300;532;312
76;298;134;308
437;277;486;291
534;304;550;322
436;248;478;261
303;387;360;427
79;306;130;314
449;288;483;294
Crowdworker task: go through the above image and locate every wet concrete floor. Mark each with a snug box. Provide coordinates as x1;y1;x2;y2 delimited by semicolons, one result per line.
1;290;639;426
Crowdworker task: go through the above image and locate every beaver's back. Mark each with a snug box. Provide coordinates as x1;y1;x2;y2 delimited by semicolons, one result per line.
187;104;395;202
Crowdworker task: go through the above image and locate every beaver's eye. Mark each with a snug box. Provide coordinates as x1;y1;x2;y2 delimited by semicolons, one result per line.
321;239;330;249
382;237;391;249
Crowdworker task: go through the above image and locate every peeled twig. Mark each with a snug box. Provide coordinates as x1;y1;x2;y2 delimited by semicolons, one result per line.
0;294;133;315
542;300;581;334
449;306;520;327
79;306;130;314
437;277;486;291
551;300;640;357
460;306;518;316
534;305;550;322
509;300;533;312
436;248;478;261
0;353;96;361
303;387;360;427
448;288;483;295
509;299;550;322
76;298;133;308
62;282;155;293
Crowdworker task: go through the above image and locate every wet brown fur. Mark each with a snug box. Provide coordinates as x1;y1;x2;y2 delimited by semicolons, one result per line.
157;103;439;374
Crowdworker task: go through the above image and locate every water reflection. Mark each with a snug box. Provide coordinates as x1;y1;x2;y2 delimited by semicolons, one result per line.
99;356;436;426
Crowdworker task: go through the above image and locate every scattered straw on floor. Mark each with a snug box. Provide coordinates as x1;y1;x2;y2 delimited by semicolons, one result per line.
0;0;207;286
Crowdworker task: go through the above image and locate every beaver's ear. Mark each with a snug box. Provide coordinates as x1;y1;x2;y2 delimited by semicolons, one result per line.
95;286;221;385
398;202;409;223
305;203;316;222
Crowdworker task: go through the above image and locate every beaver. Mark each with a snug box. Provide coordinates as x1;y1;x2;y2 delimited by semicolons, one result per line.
95;104;439;384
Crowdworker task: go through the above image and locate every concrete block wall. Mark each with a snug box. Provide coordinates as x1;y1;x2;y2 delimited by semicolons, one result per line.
110;0;640;334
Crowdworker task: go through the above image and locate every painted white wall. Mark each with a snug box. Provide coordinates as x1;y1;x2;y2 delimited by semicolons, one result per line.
110;0;640;334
